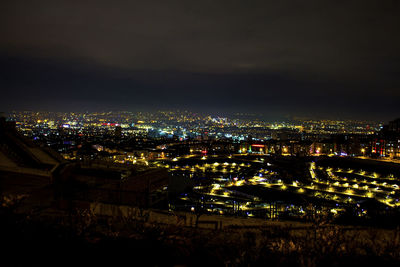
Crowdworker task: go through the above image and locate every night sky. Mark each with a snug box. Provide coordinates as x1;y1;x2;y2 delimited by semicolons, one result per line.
1;0;399;120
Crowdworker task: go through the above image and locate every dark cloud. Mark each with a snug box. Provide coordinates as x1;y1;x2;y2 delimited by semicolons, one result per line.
1;0;399;120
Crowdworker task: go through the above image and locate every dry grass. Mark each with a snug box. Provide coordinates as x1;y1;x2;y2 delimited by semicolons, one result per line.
2;195;400;266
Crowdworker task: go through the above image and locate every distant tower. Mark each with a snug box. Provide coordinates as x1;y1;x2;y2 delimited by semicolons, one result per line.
388;118;400;133
115;126;122;137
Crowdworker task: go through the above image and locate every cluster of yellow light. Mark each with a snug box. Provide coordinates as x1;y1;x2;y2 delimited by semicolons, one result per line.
321;166;400;205
235;180;245;186
309;162;317;179
345;188;354;195
167;161;246;174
